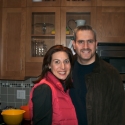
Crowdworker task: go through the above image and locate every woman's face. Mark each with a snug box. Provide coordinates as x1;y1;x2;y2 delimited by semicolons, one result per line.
49;51;71;80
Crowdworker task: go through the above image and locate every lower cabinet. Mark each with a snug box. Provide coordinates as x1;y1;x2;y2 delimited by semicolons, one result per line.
1;8;26;80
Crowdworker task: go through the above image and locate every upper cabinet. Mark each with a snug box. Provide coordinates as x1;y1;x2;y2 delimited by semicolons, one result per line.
61;0;96;6
2;0;26;8
25;7;60;77
1;0;125;79
1;7;26;80
96;7;125;43
27;0;60;7
97;0;125;7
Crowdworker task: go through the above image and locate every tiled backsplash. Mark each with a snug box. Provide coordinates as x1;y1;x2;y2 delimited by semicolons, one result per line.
0;77;37;109
0;78;125;110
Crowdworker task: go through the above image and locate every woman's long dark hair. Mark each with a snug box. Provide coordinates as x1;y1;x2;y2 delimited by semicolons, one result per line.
33;45;73;89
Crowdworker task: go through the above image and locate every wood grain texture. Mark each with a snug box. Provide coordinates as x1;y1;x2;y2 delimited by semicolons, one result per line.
61;0;96;6
27;0;60;7
97;0;125;6
96;7;125;42
1;8;26;80
2;0;26;8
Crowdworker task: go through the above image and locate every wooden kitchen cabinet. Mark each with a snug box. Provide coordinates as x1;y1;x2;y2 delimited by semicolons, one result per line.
61;7;96;46
95;7;125;43
2;0;26;8
1;8;26;80
27;0;60;7
25;7;60;77
61;0;96;7
97;0;125;7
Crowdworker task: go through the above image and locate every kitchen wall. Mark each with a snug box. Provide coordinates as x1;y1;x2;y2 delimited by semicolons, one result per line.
0;77;37;109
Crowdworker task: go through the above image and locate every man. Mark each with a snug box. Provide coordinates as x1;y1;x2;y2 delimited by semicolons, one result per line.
69;25;124;125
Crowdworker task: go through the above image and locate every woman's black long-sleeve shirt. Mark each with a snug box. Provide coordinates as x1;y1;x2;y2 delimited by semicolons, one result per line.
32;84;52;125
32;81;67;125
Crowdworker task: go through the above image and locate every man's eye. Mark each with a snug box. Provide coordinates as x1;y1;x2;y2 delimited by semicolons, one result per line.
88;40;94;43
78;40;83;44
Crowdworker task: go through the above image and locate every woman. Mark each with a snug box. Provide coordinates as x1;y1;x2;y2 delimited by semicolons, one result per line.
29;45;78;125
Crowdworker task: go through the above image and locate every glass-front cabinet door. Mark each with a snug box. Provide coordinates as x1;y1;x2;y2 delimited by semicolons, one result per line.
61;7;96;49
26;7;60;77
26;7;60;63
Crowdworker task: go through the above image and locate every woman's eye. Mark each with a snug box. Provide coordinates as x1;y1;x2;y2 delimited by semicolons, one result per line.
65;60;70;63
55;60;60;64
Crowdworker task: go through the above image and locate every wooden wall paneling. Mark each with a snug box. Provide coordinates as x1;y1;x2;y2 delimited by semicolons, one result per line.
96;7;125;43
1;8;26;80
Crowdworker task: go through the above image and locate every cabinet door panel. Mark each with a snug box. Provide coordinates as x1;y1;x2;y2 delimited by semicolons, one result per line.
97;0;125;6
2;0;26;8
96;7;125;43
1;8;26;80
27;0;60;7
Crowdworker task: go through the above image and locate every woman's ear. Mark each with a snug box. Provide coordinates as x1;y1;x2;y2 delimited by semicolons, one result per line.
48;65;51;69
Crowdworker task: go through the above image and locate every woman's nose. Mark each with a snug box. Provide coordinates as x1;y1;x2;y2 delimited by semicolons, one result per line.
60;63;65;69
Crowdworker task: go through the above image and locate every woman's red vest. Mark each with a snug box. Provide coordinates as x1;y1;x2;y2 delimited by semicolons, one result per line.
29;72;78;125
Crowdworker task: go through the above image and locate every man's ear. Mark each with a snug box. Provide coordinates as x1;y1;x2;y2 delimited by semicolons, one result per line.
96;41;98;49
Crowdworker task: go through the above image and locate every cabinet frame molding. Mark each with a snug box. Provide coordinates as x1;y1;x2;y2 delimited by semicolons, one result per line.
61;0;96;7
97;0;125;7
27;0;60;7
2;0;26;8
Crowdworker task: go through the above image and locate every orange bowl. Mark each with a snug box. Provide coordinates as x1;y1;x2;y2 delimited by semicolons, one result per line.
1;109;25;125
20;105;30;120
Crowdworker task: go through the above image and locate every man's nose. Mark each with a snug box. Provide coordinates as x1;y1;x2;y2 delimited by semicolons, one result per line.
83;41;89;48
